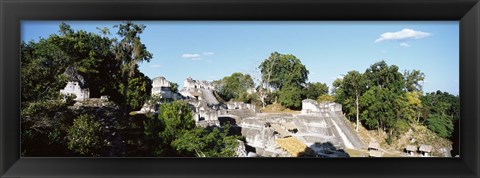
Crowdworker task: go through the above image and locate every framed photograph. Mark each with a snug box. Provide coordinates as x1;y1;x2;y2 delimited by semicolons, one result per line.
1;0;479;177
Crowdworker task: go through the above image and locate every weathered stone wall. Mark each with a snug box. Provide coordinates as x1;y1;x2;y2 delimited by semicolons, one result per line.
226;102;255;110
195;108;218;122
184;77;215;90
60;82;90;101
152;76;171;88
301;99;320;114
302;99;342;114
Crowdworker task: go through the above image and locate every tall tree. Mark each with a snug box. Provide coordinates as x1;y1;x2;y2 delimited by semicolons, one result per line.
341;71;367;132
420;91;459;138
404;69;425;92
364;60;405;93
360;86;398;133
304;82;329;100
259;52;309;91
113;21;153;118
258;52;309;109
361;61;408;136
278;84;304;109
214;72;255;102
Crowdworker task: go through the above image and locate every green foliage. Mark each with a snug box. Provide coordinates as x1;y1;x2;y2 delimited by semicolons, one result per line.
304;82;328;100
404;69;425;92
214;72;255;102
421;91;459;138
170;82;179;93
360;86;397;131
144;101;240;157
113;21;153;116
394;119;411;136
154;100;195;155
21;99;73;156
21;22;124;105
278;84;304;110
172;125;239;157
317;94;335;103
258;52;309;109
259;52;309;90
364;60;405;93
119;72;152;111
67;114;103;156
427;114;454;138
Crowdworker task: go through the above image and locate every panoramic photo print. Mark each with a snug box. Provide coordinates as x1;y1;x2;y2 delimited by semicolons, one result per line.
20;21;459;157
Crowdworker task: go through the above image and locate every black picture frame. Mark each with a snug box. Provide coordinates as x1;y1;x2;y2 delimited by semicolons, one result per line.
1;0;479;177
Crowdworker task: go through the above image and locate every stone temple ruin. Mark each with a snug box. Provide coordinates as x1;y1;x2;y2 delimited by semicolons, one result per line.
135;75;365;157
60;81;90;101
59;67;90;101
151;76;182;100
59;71;366;157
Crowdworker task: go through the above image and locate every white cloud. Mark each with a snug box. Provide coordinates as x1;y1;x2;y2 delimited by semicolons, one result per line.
182;52;214;61
375;29;431;43
181;53;201;58
150;64;162;68
399;42;411;47
203;52;214;56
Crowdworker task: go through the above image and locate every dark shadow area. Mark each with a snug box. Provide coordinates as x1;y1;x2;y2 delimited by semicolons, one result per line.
297;142;350;158
451;118;460;157
218;116;237;125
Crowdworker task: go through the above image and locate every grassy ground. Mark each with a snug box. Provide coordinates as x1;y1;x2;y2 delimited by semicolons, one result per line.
260;103;301;114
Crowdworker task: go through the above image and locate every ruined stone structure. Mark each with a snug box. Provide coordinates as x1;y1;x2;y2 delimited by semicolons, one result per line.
151;76;182;100
301;99;342;114
179;77;219;105
183;77;216;90
226;101;255;110
301;99;320;113
191;100;219;122
60;82;90;101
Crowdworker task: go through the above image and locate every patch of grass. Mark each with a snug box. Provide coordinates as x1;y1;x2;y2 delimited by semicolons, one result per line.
260;103;301;114
344;148;368;157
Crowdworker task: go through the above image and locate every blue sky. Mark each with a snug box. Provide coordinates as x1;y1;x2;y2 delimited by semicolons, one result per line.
21;21;459;95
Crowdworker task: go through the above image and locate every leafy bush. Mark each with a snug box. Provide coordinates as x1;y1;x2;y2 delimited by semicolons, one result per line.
67;114;103;156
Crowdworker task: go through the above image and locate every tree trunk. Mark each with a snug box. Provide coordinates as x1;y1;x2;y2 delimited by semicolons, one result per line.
123;74;128;120
355;92;359;132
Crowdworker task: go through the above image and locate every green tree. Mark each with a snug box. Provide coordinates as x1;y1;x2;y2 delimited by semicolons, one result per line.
145;101;240;157
317;94;335;103
336;71;367;132
258;52;309;109
156;100;195;155
364;60;405;93
113;21;153;118
21;22;122;105
21;98;74;156
259;52;309;90
304;82;329;100
170;82;179;93
214;72;255;102
343;71;367;131
119;72;152;111
404;69;425;92
421;91;459;138
67;114;103;156
405;91;423;123
360;86;397;133
172;125;239;157
278;84;304;109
